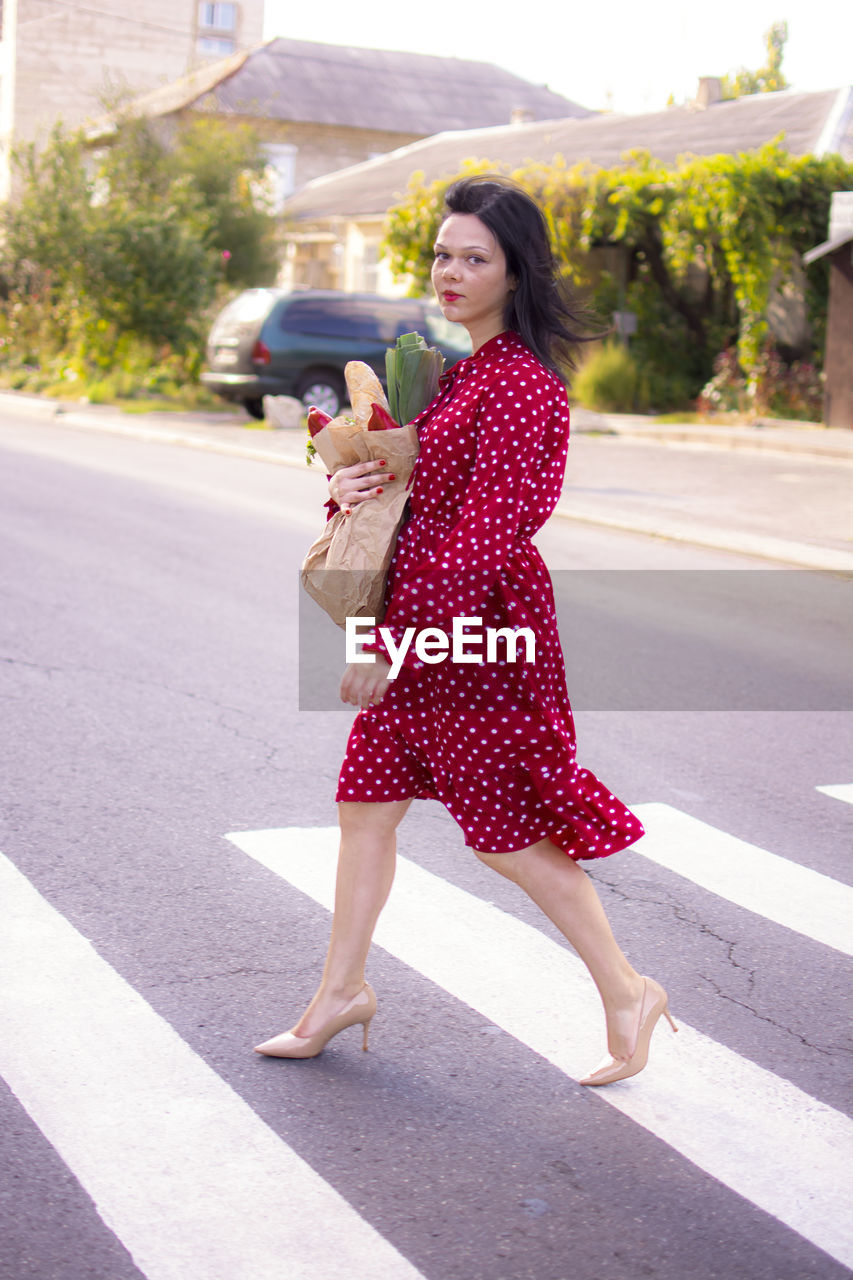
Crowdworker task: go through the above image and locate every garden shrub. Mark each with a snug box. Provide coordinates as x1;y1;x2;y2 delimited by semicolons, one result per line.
0;115;279;403
697;346;824;420
571;342;640;413
384;147;852;413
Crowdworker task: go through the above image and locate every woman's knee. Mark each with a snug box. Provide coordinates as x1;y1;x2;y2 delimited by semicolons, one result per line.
338;799;411;839
473;846;521;882
474;837;579;886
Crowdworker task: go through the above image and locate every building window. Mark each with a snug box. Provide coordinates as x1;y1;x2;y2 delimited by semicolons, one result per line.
261;143;297;214
197;35;236;56
361;242;380;293
199;3;237;31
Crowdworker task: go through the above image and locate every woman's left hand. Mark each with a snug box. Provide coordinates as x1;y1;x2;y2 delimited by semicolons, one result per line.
340;657;393;709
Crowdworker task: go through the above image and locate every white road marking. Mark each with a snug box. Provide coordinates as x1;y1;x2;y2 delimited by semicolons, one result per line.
0;853;426;1280
631;803;853;956
816;783;853;806
228;825;853;1270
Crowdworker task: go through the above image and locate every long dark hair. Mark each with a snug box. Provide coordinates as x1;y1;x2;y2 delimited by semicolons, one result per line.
442;174;592;373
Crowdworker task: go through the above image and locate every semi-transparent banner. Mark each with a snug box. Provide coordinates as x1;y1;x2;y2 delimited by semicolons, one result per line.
297;569;852;712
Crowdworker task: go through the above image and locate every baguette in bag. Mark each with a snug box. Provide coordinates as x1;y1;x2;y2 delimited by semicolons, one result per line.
300;362;419;629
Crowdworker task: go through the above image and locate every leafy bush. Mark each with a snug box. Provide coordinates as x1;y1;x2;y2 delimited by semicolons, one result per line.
697;345;824;421
571;342;640;412
0;114;280;399
753;347;824;420
383;147;852;411
695;349;748;415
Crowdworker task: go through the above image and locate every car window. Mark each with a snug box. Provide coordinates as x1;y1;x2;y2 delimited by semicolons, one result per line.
209;289;278;342
424;310;472;353
279;296;389;341
221;290;278;325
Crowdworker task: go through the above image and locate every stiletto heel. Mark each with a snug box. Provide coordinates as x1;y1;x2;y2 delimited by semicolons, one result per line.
254;983;377;1059
580;977;677;1087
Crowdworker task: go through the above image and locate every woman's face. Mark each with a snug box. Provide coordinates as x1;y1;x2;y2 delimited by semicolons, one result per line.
431;213;514;350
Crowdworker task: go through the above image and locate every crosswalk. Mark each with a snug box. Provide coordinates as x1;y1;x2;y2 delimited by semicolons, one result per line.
0;853;426;1280
817;783;853;806
631;802;853;955
228;815;853;1272
2;790;851;1278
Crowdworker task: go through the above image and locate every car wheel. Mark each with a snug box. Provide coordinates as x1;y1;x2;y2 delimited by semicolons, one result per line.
296;371;344;418
244;398;265;420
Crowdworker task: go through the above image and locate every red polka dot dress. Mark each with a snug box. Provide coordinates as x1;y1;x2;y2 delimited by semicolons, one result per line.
336;331;644;860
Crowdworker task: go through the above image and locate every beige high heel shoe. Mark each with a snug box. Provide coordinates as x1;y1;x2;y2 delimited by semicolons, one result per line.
580;977;678;1086
254;984;377;1059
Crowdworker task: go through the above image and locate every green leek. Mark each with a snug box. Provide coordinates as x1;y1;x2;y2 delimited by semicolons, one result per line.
385;331;444;426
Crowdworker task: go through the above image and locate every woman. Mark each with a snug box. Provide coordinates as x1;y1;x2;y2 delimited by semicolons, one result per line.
255;176;677;1085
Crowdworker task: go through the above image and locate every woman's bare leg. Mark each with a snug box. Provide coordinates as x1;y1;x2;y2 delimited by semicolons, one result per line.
474;838;645;1060
292;799;412;1037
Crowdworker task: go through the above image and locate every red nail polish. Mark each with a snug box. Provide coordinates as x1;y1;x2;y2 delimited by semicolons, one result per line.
376;487;383;494
379;459;386;466
388;474;396;481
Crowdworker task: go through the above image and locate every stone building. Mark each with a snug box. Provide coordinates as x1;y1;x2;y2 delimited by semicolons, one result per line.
280;83;853;296
0;0;265;198
82;36;591;226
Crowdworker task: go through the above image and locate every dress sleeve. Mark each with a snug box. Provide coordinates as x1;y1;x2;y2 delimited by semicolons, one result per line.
374;367;569;671
324;483;340;522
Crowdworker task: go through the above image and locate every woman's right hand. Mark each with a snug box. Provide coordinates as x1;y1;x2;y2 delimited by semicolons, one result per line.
330;460;393;516
340;656;392;709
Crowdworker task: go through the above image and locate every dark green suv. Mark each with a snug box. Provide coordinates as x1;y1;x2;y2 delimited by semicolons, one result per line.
201;288;471;419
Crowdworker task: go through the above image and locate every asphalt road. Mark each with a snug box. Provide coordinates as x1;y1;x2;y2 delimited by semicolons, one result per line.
1;418;851;1280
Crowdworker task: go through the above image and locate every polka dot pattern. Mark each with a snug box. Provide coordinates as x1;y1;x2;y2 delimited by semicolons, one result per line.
337;332;644;860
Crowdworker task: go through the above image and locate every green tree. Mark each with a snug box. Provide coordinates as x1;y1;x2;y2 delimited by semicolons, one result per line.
173;119;280;287
0;126;91;295
0;113;279;386
382;144;852;407
722;21;789;98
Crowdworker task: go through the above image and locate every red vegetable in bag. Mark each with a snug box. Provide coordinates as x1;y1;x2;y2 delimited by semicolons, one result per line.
367;403;399;432
307;407;333;438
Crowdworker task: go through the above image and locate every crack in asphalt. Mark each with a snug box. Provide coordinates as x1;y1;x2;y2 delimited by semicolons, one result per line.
214;709;290;773
147;967;284;987
697;973;849;1058
2;650;290;765
0;654;62;677
3;650;256;715
592;868;851;1058
671;903;757;990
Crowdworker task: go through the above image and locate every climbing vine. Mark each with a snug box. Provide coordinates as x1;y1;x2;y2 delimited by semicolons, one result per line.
383;144;851;408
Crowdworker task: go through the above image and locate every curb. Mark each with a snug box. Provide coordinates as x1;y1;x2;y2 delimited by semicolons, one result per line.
551;504;853;573
5;396;852;573
586;426;853;463
4;390;852;460
569;414;853;462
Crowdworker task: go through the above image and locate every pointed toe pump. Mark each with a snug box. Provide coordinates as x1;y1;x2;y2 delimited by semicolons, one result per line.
254;983;377;1059
580;977;678;1087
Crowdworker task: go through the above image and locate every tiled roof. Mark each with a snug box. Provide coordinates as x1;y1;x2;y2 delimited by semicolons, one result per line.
283;87;853;221
86;38;590;141
215;39;591;130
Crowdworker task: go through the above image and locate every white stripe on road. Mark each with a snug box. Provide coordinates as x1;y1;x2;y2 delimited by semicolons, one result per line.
816;783;853;806
0;853;425;1280
228;825;853;1270
631;803;853;956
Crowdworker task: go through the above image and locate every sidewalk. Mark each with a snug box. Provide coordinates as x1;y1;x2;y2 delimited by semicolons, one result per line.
2;390;852;571
568;407;853;462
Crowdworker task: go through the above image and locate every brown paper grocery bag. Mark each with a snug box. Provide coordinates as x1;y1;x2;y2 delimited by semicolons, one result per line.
301;421;418;629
